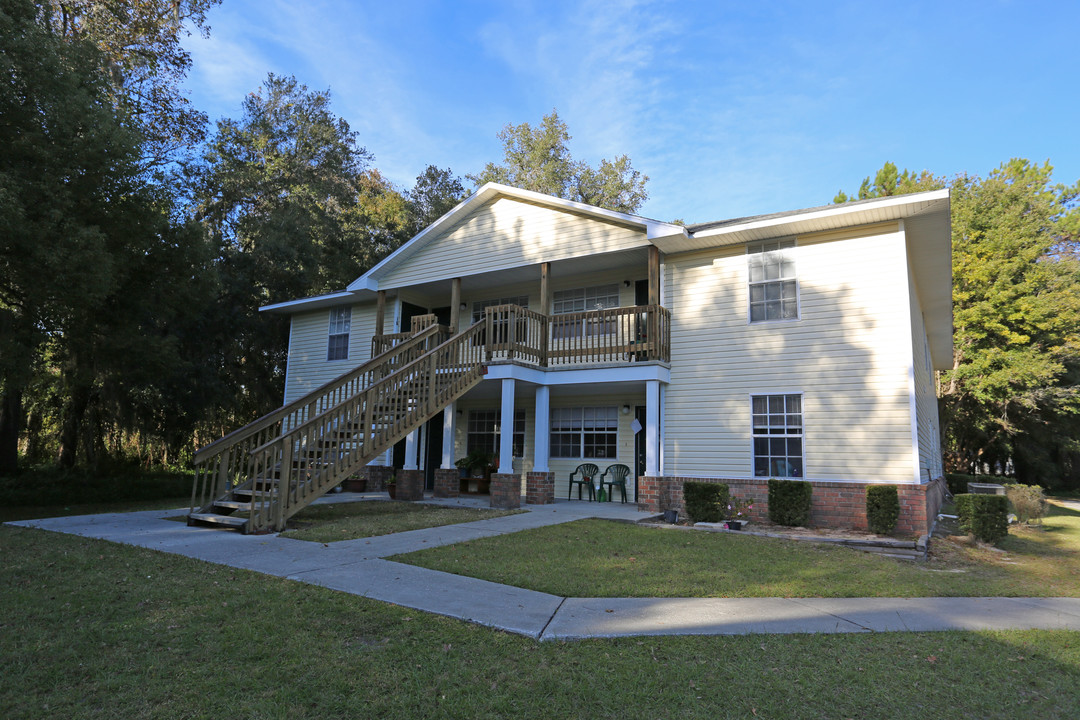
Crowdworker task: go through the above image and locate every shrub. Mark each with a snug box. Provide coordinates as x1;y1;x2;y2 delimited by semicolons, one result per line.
954;493;1008;543
946;473;977;496
1004;483;1048;524
865;485;900;535
768;479;812;526
683;481;729;523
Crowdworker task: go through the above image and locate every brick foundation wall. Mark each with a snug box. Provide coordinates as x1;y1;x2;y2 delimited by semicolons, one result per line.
647;475;945;537
434;468;460;498
361;465;393;492
490;473;521;509
396;469;425;501
526;472;555;505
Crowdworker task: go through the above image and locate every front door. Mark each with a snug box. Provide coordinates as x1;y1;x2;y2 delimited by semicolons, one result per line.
634;405;647;500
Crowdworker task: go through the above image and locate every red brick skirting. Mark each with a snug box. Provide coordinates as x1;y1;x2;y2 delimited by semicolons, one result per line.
490;473;521;509
526;471;555;505
360;465;393;492
396;469;425;501
434;468;461;498
639;475;947;536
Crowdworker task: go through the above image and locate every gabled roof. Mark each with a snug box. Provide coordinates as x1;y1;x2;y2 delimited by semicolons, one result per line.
346;182;687;292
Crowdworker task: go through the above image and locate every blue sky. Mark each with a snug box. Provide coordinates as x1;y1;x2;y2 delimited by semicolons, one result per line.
183;0;1078;224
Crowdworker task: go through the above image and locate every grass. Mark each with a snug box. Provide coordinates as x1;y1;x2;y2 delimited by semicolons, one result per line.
2;523;1079;719
0;497;189;523
279;501;523;542
394;501;1080;598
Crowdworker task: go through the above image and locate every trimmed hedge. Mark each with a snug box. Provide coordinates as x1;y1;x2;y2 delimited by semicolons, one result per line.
768;479;812;527
955;493;1009;543
946;473;976;496
866;485;900;535
683;481;729;523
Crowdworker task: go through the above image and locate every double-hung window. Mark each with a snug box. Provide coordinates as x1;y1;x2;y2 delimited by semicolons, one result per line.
472;296;528;345
550;406;618;459
327;306;351;361
751;394;803;478
467;409;526;458
552;284;620;339
747;240;798;322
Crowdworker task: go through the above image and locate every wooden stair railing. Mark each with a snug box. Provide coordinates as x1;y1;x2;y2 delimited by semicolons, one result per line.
189;322;450;526
189;321;486;533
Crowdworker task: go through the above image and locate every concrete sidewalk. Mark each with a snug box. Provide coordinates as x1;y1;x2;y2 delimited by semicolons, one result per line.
9;496;1080;640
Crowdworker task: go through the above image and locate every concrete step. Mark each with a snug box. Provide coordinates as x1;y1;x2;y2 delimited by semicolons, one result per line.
188;513;247;530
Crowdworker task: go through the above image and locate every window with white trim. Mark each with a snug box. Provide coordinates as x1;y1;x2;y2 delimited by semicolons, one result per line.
747;240;798;322
466;409;526;458
752;394;803;477
327;306;351;361
552;284;620;338
550;406;618;459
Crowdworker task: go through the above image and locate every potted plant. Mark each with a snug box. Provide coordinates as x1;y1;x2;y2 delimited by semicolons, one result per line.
724;497;753;530
385;475;397;500
456;450;496;493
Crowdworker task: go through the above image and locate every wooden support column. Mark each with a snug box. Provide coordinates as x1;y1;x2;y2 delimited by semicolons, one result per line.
375;290;386;337
539;262;550;366
648;246;660;358
648;246;660;305
449;277;461;332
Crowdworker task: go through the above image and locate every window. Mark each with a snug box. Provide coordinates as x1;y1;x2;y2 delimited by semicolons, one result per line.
472;296;528;345
552;284;620;338
327;306;351;361
747;240;798;322
550;406;618;459
752;395;803;477
467;409;526;458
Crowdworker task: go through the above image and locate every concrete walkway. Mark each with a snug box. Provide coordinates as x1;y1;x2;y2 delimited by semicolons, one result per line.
9;495;1080;640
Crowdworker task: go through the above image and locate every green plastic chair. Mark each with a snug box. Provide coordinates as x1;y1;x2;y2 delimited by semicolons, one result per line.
600;464;632;503
568;463;600;500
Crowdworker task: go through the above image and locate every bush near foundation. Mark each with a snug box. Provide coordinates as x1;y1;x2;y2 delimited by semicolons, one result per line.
683;481;729;523
866;485;900;535
767;479;812;527
955;493;1009;543
1003;483;1048;524
946;473;977;496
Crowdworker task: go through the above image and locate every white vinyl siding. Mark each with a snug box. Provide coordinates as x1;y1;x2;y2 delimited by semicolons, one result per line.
378;197;649;288
283;303;377;405
663;223;917;484
910;266;944;482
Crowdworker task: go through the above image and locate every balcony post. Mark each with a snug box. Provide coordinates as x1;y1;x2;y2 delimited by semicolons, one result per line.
449;277;461;332
375;290;386;337
498;379;515;475
540;262;550;366
648;246;660;358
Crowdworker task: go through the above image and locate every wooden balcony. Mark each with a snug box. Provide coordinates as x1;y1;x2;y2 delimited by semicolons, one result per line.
374;304;670;368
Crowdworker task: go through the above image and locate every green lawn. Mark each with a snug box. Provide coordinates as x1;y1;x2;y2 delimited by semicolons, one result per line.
2;524;1078;719
393;502;1080;598
0;496;189;523
280;501;523;542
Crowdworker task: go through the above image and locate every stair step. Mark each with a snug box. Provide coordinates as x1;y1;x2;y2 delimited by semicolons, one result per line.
213;500;251;511
188;513;247;530
233;489;276;500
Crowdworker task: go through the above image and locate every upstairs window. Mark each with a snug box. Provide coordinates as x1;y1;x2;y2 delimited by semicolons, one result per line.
552;284;620;338
747;240;798;322
327;306;351;361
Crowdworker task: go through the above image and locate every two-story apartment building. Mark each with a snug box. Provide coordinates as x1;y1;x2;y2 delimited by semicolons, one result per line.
243;182;951;536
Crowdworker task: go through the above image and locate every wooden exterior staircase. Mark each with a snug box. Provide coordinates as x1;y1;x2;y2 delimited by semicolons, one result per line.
189;320;487;533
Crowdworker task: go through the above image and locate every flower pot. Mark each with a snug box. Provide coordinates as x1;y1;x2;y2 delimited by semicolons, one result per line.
387;485;397;500
663;509;679;524
725;520;742;531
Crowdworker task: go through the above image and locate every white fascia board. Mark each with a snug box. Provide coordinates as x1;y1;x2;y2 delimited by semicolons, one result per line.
346;182;685;291
260;290;361;314
687;189;951;246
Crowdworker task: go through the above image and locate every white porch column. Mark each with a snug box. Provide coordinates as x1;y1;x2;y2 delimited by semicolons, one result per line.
533;385;550;473
404;429;419;470
646;379;660;477
498;378;515;474
441;402;455;469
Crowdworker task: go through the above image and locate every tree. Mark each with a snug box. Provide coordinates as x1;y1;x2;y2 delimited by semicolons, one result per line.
1;0;216;471
40;0;220;166
833;161;944;203
468;110;649;213
195;75;408;421
836;160;1080;487
406;165;468;234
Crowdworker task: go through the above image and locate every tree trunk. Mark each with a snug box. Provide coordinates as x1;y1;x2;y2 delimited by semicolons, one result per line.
0;387;22;474
57;383;90;468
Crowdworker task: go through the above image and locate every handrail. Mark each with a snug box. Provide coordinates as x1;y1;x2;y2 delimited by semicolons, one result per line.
194;323;448;464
